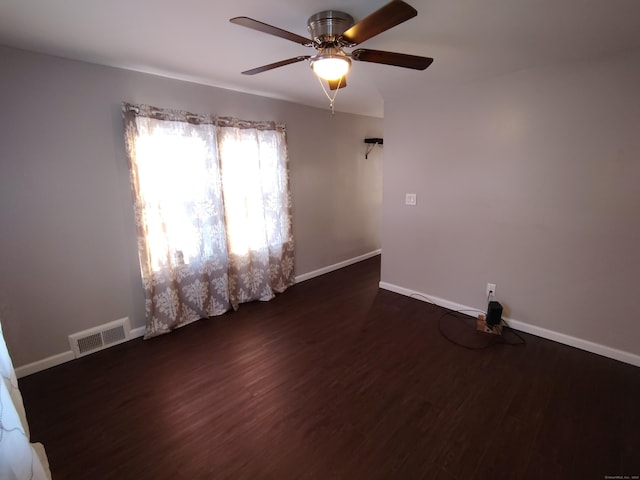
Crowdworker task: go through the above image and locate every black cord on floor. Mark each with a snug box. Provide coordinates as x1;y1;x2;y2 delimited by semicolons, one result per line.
437;310;526;350
409;292;526;350
500;324;526;346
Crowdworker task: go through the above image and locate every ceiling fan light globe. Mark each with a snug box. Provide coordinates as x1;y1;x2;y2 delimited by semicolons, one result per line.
311;57;350;81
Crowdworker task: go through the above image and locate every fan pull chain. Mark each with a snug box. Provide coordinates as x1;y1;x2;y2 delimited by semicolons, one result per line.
317;76;342;115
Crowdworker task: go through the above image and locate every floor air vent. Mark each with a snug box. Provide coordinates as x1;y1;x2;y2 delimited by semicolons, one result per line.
69;317;132;358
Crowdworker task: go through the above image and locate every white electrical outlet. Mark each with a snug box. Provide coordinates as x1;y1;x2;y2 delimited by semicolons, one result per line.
405;193;417;206
486;283;496;297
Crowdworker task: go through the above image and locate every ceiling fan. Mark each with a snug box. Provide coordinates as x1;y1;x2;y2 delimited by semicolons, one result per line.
230;0;433;95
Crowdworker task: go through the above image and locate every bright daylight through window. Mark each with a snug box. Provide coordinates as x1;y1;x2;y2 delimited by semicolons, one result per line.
135;128;219;271
123;104;295;338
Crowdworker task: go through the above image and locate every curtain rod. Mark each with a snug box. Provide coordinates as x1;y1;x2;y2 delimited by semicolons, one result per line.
122;102;286;131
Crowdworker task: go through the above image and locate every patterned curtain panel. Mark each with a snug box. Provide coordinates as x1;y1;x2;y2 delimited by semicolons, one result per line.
123;104;295;338
216;118;295;309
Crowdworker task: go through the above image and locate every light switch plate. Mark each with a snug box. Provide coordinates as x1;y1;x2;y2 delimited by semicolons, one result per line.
405;193;417;206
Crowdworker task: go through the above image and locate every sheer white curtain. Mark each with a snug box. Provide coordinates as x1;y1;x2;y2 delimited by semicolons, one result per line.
123;104;295;338
0;322;51;479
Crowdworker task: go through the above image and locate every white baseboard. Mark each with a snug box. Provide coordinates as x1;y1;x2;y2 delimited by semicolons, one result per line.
295;249;381;283
16;325;147;379
379;281;640;368
15;350;75;378
130;326;146;339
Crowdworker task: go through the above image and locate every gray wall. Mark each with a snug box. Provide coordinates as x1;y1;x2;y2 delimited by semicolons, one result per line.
381;50;640;356
0;46;382;367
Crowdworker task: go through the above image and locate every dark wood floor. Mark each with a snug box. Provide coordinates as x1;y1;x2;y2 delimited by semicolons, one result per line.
20;256;640;479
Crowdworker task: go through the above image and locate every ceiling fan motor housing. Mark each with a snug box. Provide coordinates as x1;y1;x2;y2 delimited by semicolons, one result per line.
307;11;354;46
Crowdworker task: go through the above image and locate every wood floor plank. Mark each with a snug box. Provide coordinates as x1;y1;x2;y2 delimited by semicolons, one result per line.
18;256;640;479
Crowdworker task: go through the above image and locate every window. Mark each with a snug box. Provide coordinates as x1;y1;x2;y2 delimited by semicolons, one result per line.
123;104;295;338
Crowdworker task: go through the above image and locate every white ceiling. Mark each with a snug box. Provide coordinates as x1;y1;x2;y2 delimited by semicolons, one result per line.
1;0;639;117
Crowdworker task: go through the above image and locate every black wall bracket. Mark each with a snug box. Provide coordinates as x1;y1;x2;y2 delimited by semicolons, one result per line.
364;138;383;159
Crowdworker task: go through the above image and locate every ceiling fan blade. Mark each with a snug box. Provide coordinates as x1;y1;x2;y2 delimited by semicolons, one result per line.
340;1;417;46
230;17;314;46
328;77;347;91
241;56;310;75
352;49;433;70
